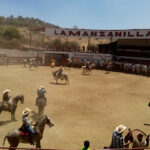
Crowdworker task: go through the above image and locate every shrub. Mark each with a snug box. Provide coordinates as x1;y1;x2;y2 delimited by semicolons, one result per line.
2;27;22;40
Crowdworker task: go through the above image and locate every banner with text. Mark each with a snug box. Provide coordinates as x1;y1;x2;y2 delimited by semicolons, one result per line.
45;28;150;39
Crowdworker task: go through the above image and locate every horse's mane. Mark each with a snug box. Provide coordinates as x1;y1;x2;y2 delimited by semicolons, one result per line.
35;115;46;126
13;94;24;100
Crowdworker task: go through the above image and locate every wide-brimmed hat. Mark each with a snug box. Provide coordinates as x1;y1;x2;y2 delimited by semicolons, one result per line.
3;89;11;94
40;85;47;93
22;108;32;116
115;124;127;133
60;66;63;68
40;85;44;89
132;129;147;143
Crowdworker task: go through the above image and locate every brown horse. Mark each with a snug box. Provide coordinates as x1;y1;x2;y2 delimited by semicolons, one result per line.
36;96;47;116
3;115;54;149
0;95;24;121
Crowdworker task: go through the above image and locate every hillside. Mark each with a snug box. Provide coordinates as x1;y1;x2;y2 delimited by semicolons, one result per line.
0;16;111;51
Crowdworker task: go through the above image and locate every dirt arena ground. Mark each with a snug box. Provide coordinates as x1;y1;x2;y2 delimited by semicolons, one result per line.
0;65;150;149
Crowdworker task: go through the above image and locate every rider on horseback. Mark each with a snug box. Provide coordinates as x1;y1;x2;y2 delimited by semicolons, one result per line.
86;60;90;70
57;66;63;76
21;108;35;145
36;86;47;107
2;89;12;111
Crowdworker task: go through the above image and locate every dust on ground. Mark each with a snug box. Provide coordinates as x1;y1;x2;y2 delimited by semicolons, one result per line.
0;65;150;149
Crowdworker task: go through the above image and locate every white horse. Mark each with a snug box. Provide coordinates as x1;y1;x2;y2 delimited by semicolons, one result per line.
52;71;69;84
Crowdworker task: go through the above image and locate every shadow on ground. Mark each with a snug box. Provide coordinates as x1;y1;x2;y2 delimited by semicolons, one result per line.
50;82;67;85
0;120;13;126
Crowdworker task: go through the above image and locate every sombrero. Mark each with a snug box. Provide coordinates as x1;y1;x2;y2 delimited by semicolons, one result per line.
22;108;32;116
132;129;147;143
115;124;127;133
3;89;11;94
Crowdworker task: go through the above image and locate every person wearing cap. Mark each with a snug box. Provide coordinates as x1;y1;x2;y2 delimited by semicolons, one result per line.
110;124;127;148
22;108;35;145
80;140;90;150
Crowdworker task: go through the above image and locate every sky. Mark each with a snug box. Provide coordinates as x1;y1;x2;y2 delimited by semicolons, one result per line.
0;0;150;30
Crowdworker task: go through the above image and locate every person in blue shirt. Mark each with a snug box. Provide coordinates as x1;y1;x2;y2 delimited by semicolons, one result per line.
22;108;35;145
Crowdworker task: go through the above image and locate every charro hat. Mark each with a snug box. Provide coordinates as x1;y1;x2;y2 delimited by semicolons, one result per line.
3;89;11;94
115;124;127;133
40;85;44;89
22;108;32;116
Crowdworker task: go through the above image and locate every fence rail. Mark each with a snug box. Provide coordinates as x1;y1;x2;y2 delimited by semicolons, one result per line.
0;147;150;150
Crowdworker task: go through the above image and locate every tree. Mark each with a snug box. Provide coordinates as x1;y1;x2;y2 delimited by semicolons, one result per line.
2;27;22;40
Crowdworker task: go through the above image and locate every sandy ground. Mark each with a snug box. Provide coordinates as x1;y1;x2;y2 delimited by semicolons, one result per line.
0;65;150;149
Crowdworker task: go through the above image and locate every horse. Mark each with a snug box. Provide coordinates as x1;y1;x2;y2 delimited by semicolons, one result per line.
23;59;28;67
82;64;93;75
0;95;24;121
3;115;54;149
36;96;47;116
52;70;69;84
29;58;38;70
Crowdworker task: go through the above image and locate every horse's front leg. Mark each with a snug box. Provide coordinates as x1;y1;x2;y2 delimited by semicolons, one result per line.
36;140;41;148
11;111;16;121
38;106;41;116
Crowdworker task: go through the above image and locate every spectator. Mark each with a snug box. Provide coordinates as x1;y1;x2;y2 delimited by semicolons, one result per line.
110;124;127;148
81;140;90;150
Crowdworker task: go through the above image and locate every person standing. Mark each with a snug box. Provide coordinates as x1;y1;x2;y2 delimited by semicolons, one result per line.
110;124;127;148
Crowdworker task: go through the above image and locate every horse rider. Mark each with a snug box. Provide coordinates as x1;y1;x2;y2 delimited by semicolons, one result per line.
110;124;129;148
57;66;63;76
36;86;47;106
37;86;47;97
21;108;35;145
86;60;90;70
3;89;12;111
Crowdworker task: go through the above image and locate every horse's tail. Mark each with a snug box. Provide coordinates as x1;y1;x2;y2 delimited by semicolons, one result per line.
3;135;7;146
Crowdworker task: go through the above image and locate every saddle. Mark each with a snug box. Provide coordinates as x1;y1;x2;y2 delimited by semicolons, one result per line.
19;125;36;136
2;101;13;111
19;126;30;136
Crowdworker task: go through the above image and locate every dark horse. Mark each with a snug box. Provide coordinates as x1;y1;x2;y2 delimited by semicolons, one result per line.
36;96;47;116
0;95;24;121
3;115;54;149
